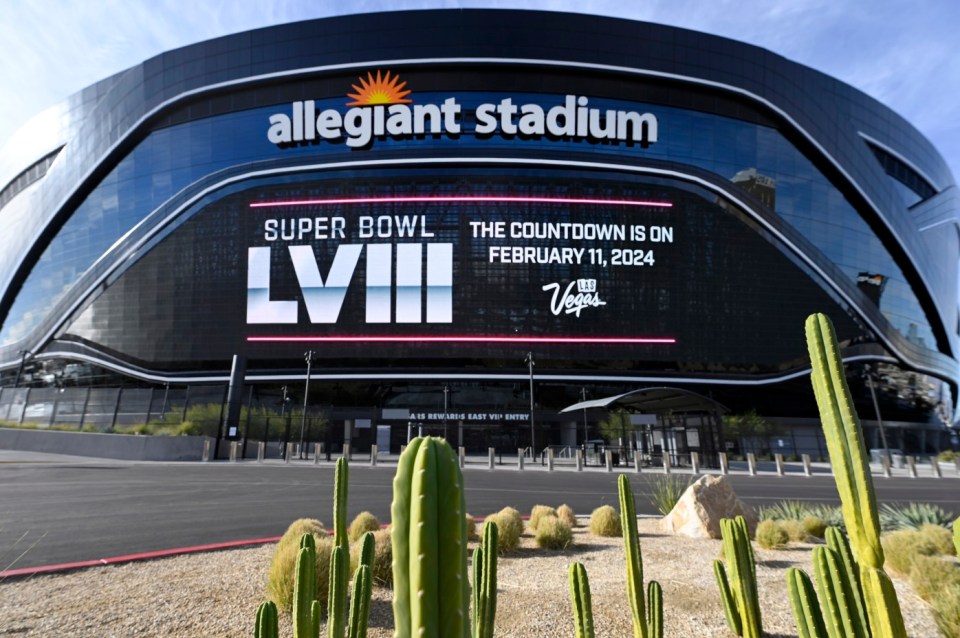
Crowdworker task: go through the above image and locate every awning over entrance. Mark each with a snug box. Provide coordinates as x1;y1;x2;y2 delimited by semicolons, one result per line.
559;386;729;416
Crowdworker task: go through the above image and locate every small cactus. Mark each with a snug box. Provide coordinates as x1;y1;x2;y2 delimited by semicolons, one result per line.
255;600;280;638
713;515;762;638
347;564;372;638
824;527;869;634
472;521;498;638
569;562;595;638
327;545;347;638
812;545;868;638
953;516;960;556
646;581;663;638
330;457;349;631
786;567;827;638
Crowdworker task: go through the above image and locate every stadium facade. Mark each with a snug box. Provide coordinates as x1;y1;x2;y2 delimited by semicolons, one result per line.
0;10;957;457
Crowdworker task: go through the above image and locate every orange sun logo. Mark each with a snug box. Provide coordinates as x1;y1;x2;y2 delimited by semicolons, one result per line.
346;70;413;106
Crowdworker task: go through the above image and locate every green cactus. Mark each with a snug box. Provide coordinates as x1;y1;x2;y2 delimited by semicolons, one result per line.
472;521;498;638
255;600;280;638
391;437;470;638
569;562;595;638
618;474;663;638
329;457;349;630
953;516;959;556
786;567;827;638
294;534;317;638
327;545;347;638
357;531;375;570
805;313;907;638
813;545;869;638
347;564;372;638
824;527;869;635
713;515;762;638
311;601;321;638
646;581;663;638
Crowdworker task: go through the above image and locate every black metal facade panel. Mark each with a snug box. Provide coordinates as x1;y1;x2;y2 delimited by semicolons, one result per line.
0;9;956;381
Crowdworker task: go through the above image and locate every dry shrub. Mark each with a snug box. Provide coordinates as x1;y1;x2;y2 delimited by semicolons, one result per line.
801;515;827;539
465;513;478;541
529;505;558;532
557;504;578;528
589;505;621;537
266;522;334;611
780;519;809;543
371;528;393;587
348;511;381;543
755;519;789;549
535;516;573;550
881;529;941;575
908;554;960;602
931;586;960;638
498;507;525;540
484;509;523;553
918;523;956;556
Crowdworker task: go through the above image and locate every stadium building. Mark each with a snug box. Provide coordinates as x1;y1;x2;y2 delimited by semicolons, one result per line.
0;10;957;459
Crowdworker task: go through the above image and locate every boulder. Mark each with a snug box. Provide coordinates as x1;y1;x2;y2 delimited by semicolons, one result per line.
658;474;758;539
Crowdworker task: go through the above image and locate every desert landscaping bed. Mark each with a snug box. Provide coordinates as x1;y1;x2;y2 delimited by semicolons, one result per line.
0;519;940;638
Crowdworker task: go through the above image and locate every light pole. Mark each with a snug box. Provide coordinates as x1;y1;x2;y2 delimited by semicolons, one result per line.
443;385;449;440
525;352;536;457
299;350;315;459
581;387;589;446
864;363;892;467
13;349;32;388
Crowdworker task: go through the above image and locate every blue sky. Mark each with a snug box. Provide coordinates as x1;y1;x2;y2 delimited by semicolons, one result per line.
2;0;959;181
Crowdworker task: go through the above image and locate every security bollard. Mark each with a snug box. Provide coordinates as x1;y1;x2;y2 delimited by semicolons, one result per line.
229;442;238;462
690;451;700;475
547;448;555;471
746;453;757;476
202;439;212;462
881;454;892;478
488;447;495;470
605;450;613;472
285;442;295;463
718;452;729;475
801;453;812;477
906;455;918;478
371;444;378;467
774;453;784;476
518;448;525;471
257;441;265;463
662;454;671;475
344;443;351;461
575;448;583;471
931;457;942;478
634;450;642;473
459;446;466;469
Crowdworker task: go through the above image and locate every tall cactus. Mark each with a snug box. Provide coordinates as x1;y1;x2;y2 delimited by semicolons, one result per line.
569;562;595;638
255;600;280;638
618;474;662;638
713;515;762;638
391;436;470;638
805;313;907;638
329;456;349;630
824;527;869;634
472;521;498;638
327;545;347;638
294;533;318;638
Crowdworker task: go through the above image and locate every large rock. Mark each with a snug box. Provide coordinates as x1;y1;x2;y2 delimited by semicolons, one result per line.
658;475;758;539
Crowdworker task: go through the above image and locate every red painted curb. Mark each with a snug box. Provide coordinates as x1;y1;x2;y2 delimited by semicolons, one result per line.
0;536;282;580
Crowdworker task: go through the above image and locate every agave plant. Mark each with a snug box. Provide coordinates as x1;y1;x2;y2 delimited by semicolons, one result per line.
879;502;955;531
647;474;691;516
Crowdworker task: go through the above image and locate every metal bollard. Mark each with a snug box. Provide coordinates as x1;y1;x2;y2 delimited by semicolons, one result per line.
634;450;642;473
202;439;212;462
774;453;784;477
575;449;583;471
518;448;525;471
547;448;555;472
690;451;700;475
746;453;757;476
662;454;671;475
931;457;942;478
718;452;729;475
344;443;352;461
488;447;496;470
229;442;238;462
313;443;322;465
881;455;892;478
371;444;378;467
459;446;466;469
605;450;613;472
955;458;960;477
906;455;918;478
257;441;265;463
801;453;812;477
285;442;294;464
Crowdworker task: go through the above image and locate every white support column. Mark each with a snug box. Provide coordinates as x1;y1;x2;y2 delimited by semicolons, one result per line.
285;442;294;464
931;457;942;478
229;442;238;462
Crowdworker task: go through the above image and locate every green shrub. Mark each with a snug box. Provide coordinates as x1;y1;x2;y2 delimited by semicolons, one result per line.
484;512;521;553
266;521;333;612
908;554;960;602
779;519;808;542
348;511;381;543
759;500;812;521
557;504;577;528
534;516;573;550
465;513;478;541
648;474;690;515
529;505;558;532
918;522;956;556
755;519;788;549
801;515;827;539
588;505;621;537
936;450;958;462
881;529;941;575
880;502;955;531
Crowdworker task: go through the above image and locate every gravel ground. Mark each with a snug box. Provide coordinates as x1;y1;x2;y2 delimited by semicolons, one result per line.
0;519;940;637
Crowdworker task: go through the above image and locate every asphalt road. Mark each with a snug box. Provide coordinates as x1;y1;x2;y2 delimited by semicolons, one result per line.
2;455;958;570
